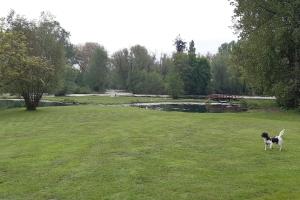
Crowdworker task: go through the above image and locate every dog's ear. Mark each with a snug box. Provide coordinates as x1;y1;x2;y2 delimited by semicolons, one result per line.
261;132;268;138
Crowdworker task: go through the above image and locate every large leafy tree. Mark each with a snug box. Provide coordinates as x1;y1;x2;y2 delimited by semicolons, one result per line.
189;57;211;95
0;11;70;110
172;39;211;95
187;40;211;95
159;54;174;79
230;0;300;108
55;65;81;96
111;48;130;89
129;45;155;72
127;45;156;92
0;31;54;110
211;41;248;94
111;45;162;94
75;42;101;72
85;47;109;92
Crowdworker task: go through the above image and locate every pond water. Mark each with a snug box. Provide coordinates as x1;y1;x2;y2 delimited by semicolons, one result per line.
0;99;76;109
131;102;246;113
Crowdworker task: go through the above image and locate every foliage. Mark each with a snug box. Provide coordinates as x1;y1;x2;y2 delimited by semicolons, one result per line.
237;99;277;110
211;41;249;94
111;48;130;89
0;11;70;110
166;70;184;99
55;65;80;96
158;54;174;79
84;47;109;92
189;57;211;95
0;31;54;110
230;0;300;108
273;82;299;108
111;45;158;94
172;52;190;93
127;70;165;94
75;42;101;72
129;45;155;72
174;35;186;53
141;72;165;94
172;40;211;95
74;86;92;94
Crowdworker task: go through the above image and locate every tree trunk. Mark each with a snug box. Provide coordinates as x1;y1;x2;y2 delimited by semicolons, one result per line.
22;92;43;111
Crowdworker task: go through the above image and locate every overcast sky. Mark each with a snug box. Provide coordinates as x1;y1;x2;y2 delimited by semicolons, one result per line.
0;0;237;56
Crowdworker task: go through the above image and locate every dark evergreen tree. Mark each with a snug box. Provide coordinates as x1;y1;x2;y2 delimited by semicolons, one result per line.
174;35;187;53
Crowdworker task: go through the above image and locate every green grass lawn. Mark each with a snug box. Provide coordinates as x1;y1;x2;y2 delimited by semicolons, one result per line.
0;105;299;199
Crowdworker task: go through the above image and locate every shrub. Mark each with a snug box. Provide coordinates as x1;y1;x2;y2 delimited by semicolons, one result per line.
273;82;299;109
74;86;92;94
128;71;165;94
166;71;184;99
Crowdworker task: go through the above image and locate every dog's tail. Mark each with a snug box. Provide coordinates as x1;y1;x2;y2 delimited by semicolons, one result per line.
279;129;285;137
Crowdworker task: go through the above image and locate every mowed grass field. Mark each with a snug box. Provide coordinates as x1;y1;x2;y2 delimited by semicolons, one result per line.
0;105;300;199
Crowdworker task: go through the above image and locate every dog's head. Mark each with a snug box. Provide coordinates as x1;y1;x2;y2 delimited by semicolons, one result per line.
261;132;270;140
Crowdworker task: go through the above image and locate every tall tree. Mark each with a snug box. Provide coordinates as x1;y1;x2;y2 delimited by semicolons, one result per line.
174;35;186;53
55;65;81;96
230;0;300;108
129;45;155;72
172;39;211;95
0;11;70;110
75;42;101;72
159;54;174;79
127;45;156;92
189;57;211;95
85;47;109;92
111;48;130;89
211;41;248;94
0;31;54;110
188;40;196;62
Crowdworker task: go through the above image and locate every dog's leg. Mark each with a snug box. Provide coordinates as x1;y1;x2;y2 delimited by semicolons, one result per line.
270;143;273;149
264;144;267;151
279;144;282;151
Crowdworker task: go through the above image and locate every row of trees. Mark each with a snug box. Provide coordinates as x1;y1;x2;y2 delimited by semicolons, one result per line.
0;10;255;111
59;38;244;99
1;1;299;111
56;38;220;98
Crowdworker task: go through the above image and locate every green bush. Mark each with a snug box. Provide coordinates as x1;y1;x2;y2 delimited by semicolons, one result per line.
128;71;165;94
74;86;92;94
239;99;248;109
166;71;184;99
273;82;299;109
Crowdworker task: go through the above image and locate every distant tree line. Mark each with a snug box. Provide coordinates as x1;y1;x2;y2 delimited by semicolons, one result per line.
1;3;299;110
57;36;249;99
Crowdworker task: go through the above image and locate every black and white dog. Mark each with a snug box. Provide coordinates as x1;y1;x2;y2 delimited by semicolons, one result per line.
261;129;285;151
